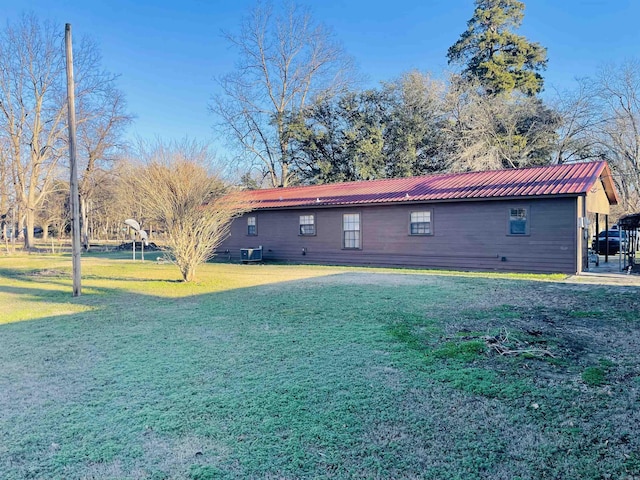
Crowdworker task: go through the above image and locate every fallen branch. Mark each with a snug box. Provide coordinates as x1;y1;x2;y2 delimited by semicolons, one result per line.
483;328;556;358
485;342;556;358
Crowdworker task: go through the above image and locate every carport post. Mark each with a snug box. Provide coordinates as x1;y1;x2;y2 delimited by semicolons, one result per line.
593;213;599;271
605;215;609;263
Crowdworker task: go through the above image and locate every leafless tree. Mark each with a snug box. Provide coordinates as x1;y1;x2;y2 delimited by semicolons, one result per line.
0;14;128;248
0;139;9;239
76;84;133;250
88;169;127;241
443;77;559;172
38;180;69;242
549;78;606;165
0;16;67;248
596;61;640;213
211;2;354;188
122;140;247;282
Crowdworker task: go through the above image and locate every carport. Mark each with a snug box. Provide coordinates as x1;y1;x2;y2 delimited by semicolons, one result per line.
618;213;640;273
586;166;619;270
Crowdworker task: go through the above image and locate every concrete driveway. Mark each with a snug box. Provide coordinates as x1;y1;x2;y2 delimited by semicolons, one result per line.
573;253;640;286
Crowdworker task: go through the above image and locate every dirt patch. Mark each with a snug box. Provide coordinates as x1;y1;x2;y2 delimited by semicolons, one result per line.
28;269;67;277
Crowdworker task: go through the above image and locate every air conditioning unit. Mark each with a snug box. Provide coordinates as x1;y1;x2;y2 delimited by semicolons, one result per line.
240;246;263;263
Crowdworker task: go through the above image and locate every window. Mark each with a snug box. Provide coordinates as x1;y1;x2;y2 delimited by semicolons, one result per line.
299;214;315;235
247;216;257;235
343;213;361;249
410;211;432;235
508;208;528;235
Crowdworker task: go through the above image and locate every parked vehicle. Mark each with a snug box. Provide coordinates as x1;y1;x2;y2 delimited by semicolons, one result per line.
593;230;628;255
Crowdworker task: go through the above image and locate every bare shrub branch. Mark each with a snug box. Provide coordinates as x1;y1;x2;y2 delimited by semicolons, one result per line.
122;140;247;282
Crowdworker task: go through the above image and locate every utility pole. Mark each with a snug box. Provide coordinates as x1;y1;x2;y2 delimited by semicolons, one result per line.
65;24;81;297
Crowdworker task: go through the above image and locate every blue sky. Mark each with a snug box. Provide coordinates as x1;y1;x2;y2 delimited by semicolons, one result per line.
3;0;640;155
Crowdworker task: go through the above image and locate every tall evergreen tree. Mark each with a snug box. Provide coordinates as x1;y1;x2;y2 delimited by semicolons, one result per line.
447;0;547;95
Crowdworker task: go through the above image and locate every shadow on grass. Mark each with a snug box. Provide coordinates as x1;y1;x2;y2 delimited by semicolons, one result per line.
81;274;185;283
0;261;357;325
1;270;639;480
0;274;428;478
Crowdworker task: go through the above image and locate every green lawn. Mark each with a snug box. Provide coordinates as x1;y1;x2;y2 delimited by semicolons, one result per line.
0;255;638;479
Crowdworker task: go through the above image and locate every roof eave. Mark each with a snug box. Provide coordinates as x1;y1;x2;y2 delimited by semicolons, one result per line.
598;163;620;205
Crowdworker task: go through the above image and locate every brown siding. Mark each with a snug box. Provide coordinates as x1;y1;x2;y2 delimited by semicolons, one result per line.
216;197;579;274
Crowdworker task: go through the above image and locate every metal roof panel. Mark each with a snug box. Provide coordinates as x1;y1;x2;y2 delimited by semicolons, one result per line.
238;162;616;209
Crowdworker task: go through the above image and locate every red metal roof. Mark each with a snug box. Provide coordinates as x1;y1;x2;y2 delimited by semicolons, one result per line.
239;161;618;209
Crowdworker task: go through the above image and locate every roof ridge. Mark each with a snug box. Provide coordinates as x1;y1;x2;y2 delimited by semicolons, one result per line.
242;161;605;194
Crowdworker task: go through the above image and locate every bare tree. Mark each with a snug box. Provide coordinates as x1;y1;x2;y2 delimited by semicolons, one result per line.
0;139;9;239
0;15;127;248
550;78;605;164
76;84;132;250
211;2;354;188
122;140;247;282
443;77;559;172
597;61;640;213
38;179;69;242
0;16;66;248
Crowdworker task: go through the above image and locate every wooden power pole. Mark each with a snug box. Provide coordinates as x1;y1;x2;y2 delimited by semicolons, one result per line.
65;23;81;297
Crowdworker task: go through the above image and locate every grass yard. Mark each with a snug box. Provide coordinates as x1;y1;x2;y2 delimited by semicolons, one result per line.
0;254;639;479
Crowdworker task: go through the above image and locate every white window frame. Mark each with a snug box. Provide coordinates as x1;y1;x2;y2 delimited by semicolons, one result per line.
247;215;257;236
508;207;529;235
409;210;432;235
342;213;361;249
299;214;316;236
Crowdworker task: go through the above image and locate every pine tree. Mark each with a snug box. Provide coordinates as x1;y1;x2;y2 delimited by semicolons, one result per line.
447;0;547;95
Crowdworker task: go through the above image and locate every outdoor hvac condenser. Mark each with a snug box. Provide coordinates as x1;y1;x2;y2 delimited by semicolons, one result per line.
240;246;263;263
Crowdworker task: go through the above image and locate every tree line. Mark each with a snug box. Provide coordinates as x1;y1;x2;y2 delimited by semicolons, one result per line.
212;0;640;216
0;15;132;249
0;1;639;262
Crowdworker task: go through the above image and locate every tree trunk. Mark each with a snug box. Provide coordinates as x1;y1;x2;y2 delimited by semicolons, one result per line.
0;156;7;219
42;222;50;241
80;195;90;251
24;210;34;249
182;264;196;282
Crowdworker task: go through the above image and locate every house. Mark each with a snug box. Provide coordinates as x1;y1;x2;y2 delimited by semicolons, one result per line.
217;161;619;274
